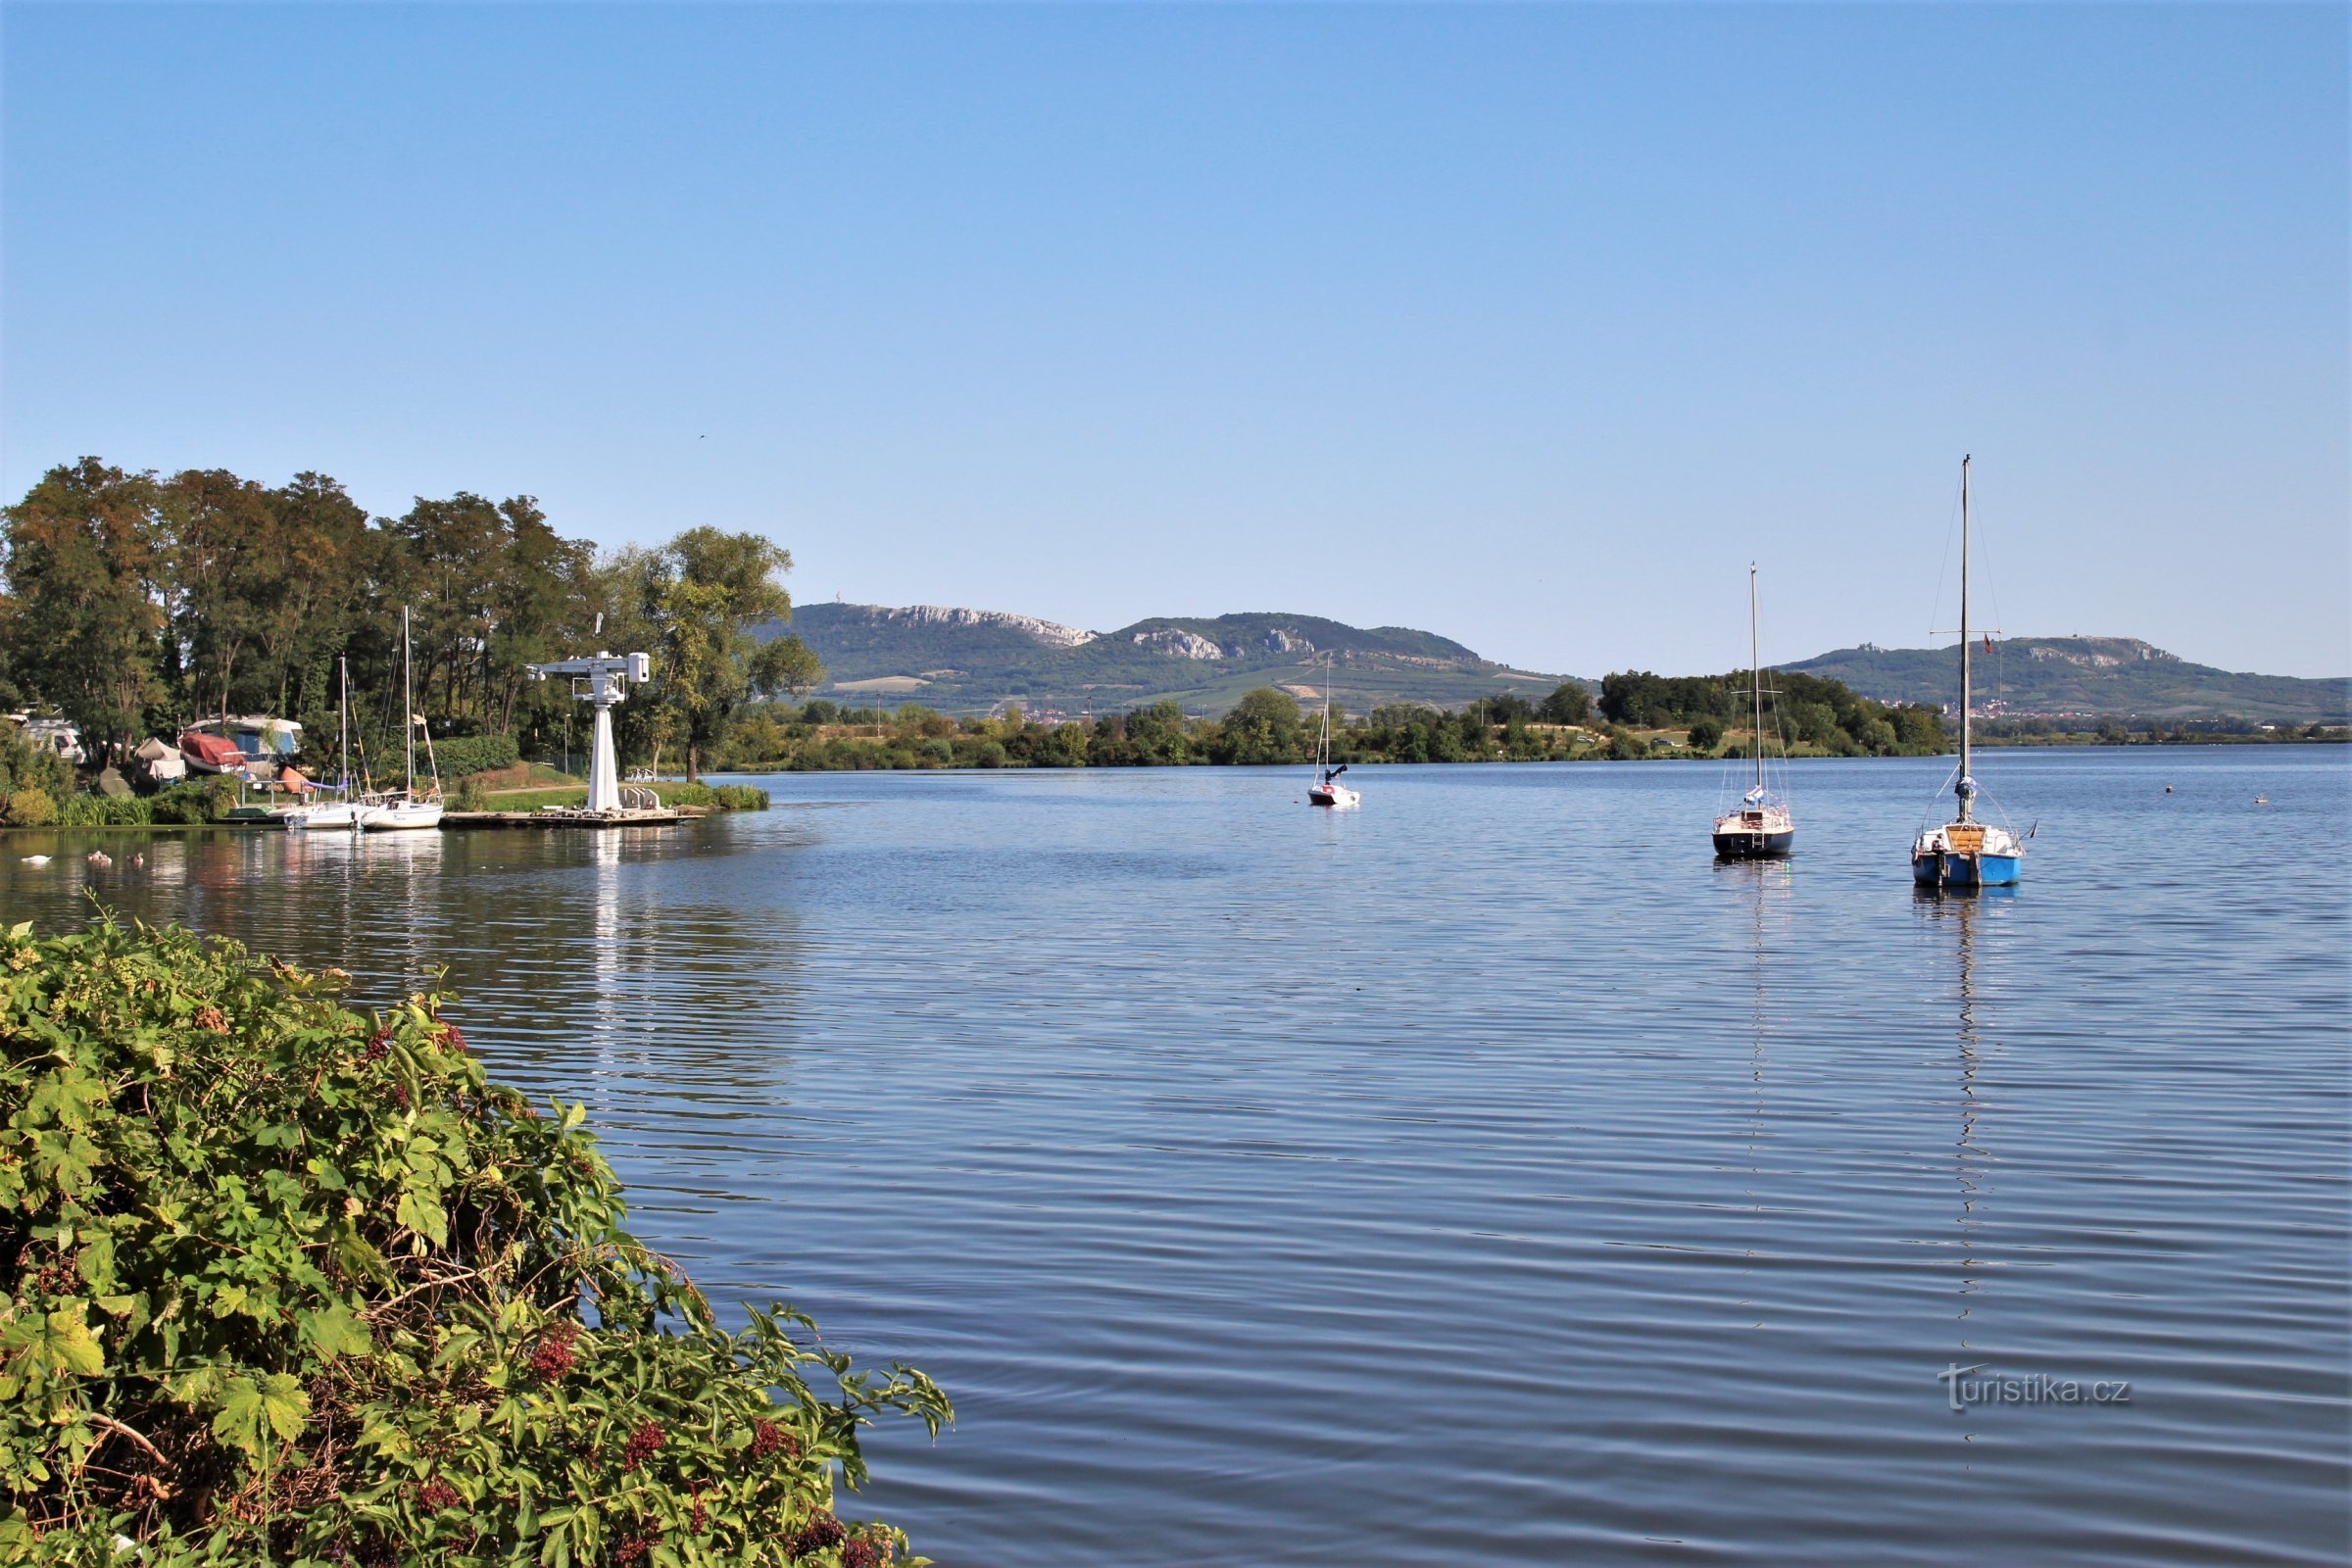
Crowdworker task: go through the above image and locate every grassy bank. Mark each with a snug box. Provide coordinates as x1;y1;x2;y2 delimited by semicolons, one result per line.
0;919;944;1564
468;780;769;812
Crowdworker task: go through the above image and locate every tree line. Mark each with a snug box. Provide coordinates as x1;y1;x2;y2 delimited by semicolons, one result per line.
707;674;1944;773
3;456;1943;794
1596;668;1945;755
0;458;818;784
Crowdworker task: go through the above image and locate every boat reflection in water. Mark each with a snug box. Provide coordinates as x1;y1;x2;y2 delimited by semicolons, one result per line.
1914;883;2014;1425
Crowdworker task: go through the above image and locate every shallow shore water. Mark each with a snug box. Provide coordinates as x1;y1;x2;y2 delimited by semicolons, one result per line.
3;746;2344;1565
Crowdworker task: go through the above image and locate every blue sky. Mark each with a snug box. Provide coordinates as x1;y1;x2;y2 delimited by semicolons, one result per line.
4;4;2344;677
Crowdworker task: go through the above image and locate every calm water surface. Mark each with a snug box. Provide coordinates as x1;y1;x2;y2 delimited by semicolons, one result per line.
3;748;2346;1565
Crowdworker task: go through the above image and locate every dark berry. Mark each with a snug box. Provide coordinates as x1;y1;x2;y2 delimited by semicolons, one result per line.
619;1419;664;1472
522;1320;580;1381
751;1418;800;1461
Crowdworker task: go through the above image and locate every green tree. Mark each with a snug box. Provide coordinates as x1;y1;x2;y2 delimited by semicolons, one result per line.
164;468;291;729
1688;716;1725;752
0;459;169;761
1539;681;1591;725
635;528;806;781
1215;687;1305;764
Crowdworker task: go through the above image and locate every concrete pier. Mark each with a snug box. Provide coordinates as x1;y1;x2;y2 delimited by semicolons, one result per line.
439;808;702;830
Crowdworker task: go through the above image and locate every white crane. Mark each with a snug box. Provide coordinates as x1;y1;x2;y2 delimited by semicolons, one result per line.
528;648;651;813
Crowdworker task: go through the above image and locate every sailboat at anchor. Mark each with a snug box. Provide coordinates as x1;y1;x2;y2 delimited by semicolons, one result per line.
1712;564;1793;858
1306;653;1358;808
1912;456;2025;888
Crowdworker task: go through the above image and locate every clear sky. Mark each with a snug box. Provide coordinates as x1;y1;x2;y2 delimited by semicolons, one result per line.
4;3;2344;678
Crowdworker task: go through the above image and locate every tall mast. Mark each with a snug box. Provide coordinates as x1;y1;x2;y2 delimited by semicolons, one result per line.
1749;563;1764;794
1318;652;1334;772
403;605;416;792
1958;456;1973;823
338;655;349;792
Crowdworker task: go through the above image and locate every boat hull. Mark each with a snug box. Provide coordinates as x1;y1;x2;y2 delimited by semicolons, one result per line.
360;802;443;831
1308;785;1359;809
1911;850;2023;888
1713;827;1793;859
286;802;361;831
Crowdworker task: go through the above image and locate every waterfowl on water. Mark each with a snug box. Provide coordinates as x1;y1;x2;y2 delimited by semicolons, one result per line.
86;851;112;867
19;855;49;865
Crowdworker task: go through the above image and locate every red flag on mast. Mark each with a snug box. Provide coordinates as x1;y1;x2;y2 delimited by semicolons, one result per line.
1984;634;1994;656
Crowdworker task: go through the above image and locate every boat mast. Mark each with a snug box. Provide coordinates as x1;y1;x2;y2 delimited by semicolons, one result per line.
1749;563;1765;795
338;655;350;793
402;605;416;793
1958;456;1974;824
1318;652;1334;775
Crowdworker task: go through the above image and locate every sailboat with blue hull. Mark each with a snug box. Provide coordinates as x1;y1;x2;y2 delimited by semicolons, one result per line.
1913;456;2024;888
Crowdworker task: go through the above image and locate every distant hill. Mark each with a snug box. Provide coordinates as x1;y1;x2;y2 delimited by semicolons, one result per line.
756;604;1572;717
1788;637;2349;723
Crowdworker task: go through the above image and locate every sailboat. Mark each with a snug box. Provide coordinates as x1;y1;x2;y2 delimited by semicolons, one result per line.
1712;564;1794;858
1306;653;1358;808
358;608;444;831
1912;456;2024;888
284;656;361;831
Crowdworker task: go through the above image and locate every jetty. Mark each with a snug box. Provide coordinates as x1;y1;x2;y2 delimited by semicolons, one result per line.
440;807;703;830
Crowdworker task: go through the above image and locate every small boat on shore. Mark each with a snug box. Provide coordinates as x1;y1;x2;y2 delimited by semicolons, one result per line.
1913;456;2025;889
1713;564;1793;859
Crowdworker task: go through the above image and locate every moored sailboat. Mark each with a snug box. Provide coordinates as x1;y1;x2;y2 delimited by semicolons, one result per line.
1305;653;1358;808
358;608;443;831
1912;457;2024;888
1713;564;1793;858
284;656;361;831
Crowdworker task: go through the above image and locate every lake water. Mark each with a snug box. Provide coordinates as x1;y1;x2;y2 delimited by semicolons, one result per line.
3;747;2346;1565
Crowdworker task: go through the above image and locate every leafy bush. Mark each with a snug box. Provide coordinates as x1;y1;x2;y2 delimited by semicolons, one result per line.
0;731;74;807
0;919;947;1564
650;783;769;811
148;780;236;826
3;790;57;828
54;796;155;828
429;735;520;780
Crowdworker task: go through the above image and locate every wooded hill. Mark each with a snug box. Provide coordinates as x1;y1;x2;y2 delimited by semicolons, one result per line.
759;604;1574;717
1787;637;2348;723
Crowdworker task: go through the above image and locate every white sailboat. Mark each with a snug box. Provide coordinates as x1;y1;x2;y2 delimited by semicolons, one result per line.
359;608;443;831
1912;456;2024;888
1712;564;1793;858
284;656;361;831
1305;653;1358;808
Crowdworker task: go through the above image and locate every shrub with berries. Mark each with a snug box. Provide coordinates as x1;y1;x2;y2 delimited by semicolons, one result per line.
0;918;950;1565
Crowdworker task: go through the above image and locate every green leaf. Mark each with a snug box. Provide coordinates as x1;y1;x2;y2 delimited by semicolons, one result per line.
74;1228;117;1293
212;1372;309;1455
300;1300;372;1361
39;1309;104;1378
